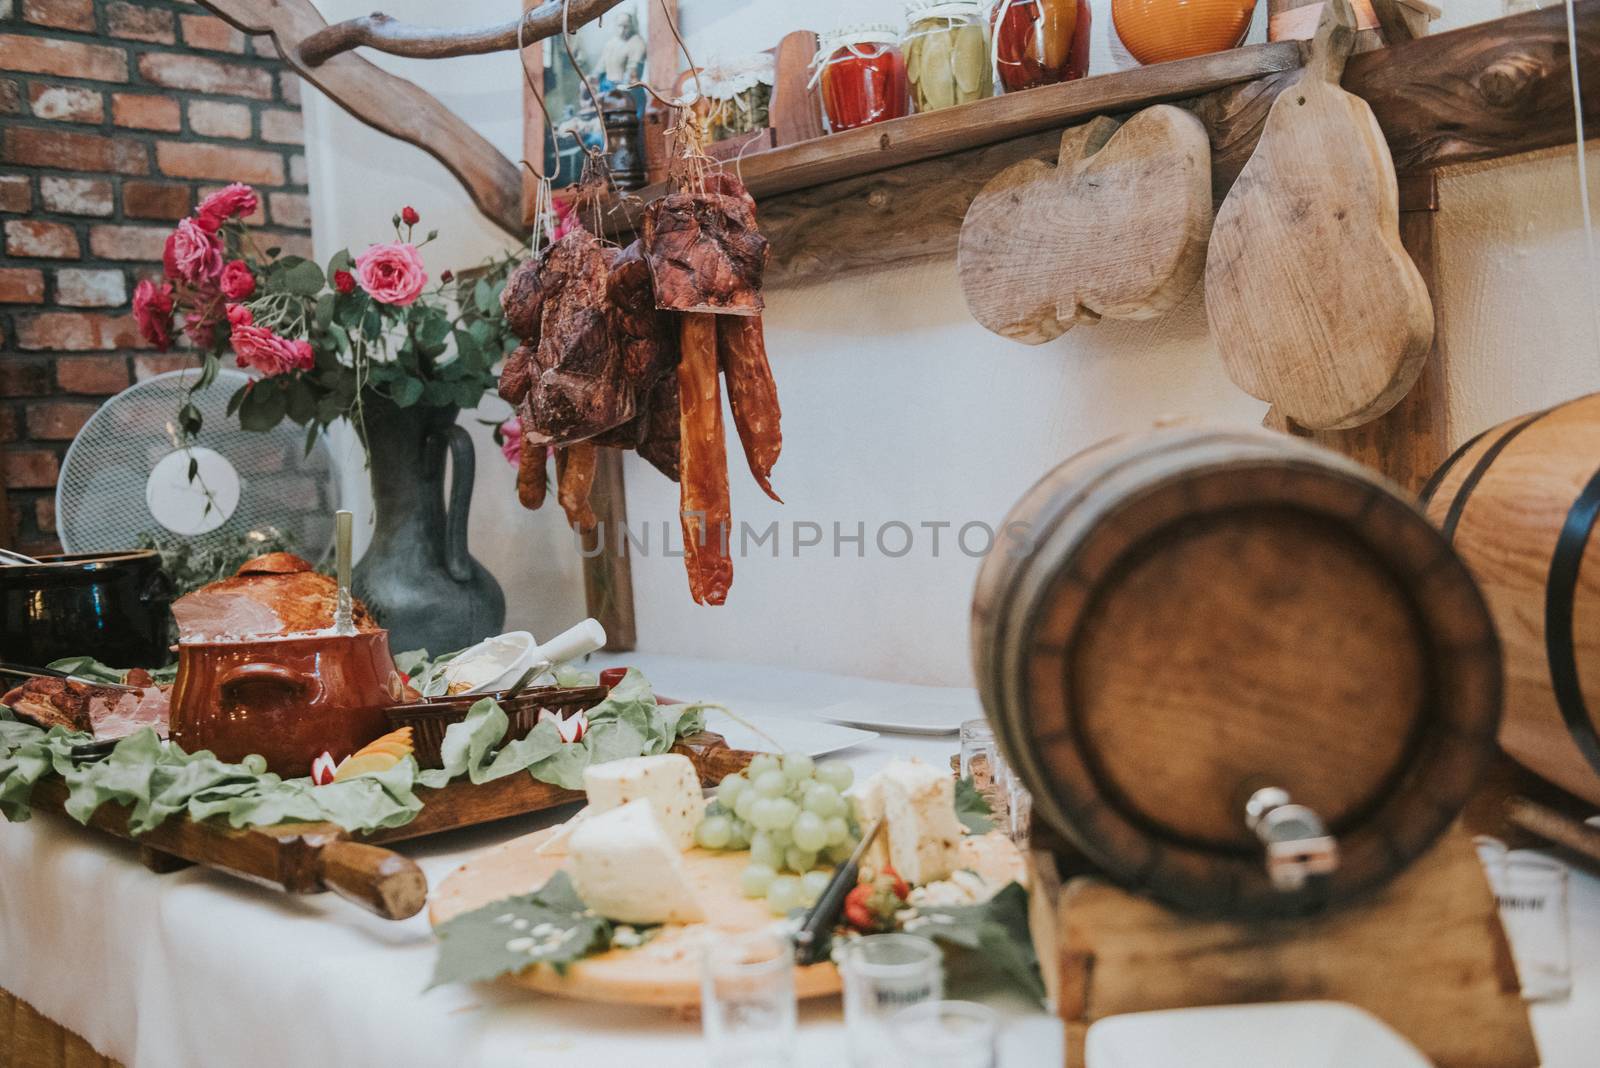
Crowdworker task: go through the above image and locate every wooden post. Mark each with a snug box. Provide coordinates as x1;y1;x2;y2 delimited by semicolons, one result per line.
1263;175;1447;491
580;448;636;650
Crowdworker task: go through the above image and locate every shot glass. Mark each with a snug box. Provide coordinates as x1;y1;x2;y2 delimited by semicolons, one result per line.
1483;851;1572;1002
700;929;797;1067
840;933;943;1066
890;1000;1000;1068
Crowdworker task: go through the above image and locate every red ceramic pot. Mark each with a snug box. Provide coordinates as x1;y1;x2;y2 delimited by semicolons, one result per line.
169;631;405;777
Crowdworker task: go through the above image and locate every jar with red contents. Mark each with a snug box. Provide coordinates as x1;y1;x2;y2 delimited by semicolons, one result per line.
811;26;910;133
990;0;1092;92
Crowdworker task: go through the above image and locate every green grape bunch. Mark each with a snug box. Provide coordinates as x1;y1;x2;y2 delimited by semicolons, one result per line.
694;753;859;916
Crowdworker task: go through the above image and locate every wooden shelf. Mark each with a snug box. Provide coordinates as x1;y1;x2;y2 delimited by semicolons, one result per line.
601;2;1600;283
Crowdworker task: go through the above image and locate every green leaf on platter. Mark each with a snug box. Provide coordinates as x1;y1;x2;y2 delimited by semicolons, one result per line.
428;872;616;989
390;377;424;408
907;883;1045;1003
279;258;326;297
237;381;287;432
955;776;994;834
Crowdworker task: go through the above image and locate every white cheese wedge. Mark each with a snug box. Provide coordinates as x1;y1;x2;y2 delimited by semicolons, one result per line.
567;799;706;925
533;805;590;856
582;753;705;851
849;759;963;885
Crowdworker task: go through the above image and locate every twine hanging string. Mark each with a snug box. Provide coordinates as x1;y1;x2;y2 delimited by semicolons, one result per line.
516;11;565;254
1561;0;1600;360
559;0;617;238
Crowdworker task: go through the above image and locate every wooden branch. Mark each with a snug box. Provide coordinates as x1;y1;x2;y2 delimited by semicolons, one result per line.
671;1;1600;284
300;0;629;67
197;0;528;240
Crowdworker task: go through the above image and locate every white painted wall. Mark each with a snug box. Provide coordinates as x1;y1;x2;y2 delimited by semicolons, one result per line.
304;0;1600;682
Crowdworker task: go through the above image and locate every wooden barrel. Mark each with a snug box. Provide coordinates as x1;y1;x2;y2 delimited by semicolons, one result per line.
1421;393;1600;807
972;425;1501;918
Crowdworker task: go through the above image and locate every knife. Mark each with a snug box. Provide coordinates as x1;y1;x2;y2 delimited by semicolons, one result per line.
793;818;884;966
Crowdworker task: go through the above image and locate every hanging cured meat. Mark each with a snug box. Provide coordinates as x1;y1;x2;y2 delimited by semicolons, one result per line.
719;314;782;502
498;168;779;606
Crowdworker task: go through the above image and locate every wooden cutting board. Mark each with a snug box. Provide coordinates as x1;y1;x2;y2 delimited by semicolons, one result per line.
958;105;1213;344
430;826;1028;1008
1205;0;1433;431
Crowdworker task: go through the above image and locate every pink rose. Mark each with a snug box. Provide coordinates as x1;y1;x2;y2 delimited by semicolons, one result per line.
163;219;223;285
197;183;259;232
229;306;313;377
132;279;175;351
498;417;523;466
549;198;578;243
354;242;427;306
219;259;255;300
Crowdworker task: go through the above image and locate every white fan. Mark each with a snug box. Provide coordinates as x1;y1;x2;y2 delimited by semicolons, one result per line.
57;368;336;562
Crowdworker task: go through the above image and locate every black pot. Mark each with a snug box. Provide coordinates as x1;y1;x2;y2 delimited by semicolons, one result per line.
0;549;174;667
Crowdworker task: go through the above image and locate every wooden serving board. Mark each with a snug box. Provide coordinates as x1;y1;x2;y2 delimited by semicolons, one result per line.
1204;0;1433;430
430;827;1028;1009
22;732;752;923
958;106;1213;344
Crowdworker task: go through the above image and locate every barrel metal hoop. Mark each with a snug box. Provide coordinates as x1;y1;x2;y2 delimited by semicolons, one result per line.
1438;409;1552;541
1418;425;1491;507
1544;462;1600;780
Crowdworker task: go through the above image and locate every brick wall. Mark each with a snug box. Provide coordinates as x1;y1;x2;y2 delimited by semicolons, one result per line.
0;0;311;554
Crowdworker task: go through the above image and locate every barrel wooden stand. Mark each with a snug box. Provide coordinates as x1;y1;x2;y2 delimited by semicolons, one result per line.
1030;824;1538;1068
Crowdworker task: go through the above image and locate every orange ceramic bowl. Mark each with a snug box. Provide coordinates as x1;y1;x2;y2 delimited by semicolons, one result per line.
1112;0;1258;66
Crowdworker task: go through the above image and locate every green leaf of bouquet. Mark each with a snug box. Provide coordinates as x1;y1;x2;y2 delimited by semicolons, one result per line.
473;279;494;315
237;381;287;431
285;379;317;424
280;258;326;297
225;382;250;417
326;249;354;277
391;377;424;407
314;292;335;331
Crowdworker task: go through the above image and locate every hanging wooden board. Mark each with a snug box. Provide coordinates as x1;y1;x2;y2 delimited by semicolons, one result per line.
1204;0;1433;430
957;105;1213;343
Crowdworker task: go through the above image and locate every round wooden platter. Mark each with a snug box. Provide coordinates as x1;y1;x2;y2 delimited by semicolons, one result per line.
430;825;1027;1009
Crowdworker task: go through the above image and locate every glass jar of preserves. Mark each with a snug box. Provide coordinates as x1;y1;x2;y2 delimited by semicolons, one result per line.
990;0;1092;92
904;1;992;113
701;53;775;141
811;26;910;133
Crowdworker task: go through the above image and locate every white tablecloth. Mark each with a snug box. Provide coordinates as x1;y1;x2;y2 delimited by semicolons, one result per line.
0;654;1593;1067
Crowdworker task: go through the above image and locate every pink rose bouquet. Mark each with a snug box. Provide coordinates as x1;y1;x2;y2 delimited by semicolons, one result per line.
131;186;522;449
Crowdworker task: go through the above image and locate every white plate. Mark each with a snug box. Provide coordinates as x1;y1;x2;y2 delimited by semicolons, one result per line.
700;708;877;759
1086;1001;1433;1068
816;695;982;736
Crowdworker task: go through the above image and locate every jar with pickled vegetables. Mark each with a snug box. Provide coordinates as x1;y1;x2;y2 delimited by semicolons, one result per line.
702;53;775;141
903;1;992;113
811;26;910;133
990;0;1092;92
